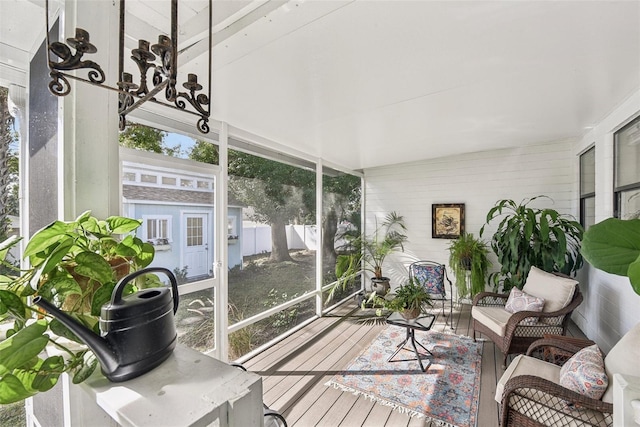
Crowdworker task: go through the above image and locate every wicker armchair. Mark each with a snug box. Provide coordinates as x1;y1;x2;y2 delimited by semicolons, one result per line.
472;267;583;368
498;338;616;427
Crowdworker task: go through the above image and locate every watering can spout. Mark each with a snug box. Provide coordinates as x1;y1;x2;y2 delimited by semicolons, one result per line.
33;296;119;374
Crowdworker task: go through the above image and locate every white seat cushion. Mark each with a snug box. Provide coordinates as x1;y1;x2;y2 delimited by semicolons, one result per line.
471;305;512;337
602;322;640;403
522;266;578;313
495;354;561;403
498;354;611;426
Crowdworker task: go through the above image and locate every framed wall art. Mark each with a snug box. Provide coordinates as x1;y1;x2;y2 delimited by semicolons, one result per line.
432;203;465;239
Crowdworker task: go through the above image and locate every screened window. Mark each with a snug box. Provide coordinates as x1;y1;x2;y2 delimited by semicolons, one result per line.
321;167;362;307
226;148;317;359
579;147;595;229
614;115;640;219
120;124;219;355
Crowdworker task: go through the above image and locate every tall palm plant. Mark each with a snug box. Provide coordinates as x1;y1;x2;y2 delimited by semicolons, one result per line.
329;211;408;300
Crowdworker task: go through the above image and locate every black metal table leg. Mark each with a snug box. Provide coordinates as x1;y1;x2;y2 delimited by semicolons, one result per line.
387;327;432;372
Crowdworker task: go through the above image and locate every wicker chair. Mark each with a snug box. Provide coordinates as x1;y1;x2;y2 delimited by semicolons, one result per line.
498;337;614;427
498;320;640;427
472;267;583;368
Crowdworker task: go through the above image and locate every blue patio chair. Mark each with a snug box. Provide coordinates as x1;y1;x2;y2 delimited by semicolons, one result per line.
408;261;453;328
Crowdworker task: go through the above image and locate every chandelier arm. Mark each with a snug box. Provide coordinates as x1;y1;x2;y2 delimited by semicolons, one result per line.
43;0;212;134
119;80;169;117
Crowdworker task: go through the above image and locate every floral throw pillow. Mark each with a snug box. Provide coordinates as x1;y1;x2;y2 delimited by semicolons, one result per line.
559;344;608;401
412;264;444;295
504;288;545;325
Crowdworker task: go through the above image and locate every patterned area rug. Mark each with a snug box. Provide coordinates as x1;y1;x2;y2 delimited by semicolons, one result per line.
326;327;482;427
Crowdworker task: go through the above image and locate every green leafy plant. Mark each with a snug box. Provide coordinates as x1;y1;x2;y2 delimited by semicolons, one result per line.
480;196;583;292
368;277;432;318
329;212;408;301
580;218;640;294
448;232;491;299
0;211;155;404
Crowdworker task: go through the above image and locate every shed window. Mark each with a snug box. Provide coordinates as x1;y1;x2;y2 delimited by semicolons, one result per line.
144;215;172;244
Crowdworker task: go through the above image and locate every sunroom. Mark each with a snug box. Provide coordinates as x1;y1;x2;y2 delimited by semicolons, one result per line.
1;0;640;426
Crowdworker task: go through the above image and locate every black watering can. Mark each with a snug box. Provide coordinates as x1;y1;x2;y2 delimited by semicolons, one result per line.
34;267;179;382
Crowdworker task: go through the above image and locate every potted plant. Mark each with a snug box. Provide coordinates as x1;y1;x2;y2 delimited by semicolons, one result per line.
448;232;491;299
0;211;155;404
580;217;640;294
331;211;408;300
369;277;432;319
480;196;584;292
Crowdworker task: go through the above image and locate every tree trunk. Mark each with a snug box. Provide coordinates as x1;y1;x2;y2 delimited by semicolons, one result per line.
322;209;338;272
269;218;293;262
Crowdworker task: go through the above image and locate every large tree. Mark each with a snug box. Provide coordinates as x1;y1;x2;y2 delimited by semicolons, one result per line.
321;174;361;271
128;134;359;265
189;141;360;264
227;150;315;262
119;123;181;156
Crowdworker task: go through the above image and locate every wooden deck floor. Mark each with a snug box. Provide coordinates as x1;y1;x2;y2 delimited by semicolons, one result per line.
242;300;586;427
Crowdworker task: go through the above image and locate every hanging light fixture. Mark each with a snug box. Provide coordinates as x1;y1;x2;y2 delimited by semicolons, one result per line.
44;0;212;134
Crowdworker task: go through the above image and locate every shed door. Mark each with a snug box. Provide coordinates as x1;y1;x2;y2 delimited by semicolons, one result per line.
183;213;210;278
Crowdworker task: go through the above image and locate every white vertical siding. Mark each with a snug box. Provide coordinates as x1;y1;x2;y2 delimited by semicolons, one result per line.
573;90;640;353
361;88;640;352
363;140;577;295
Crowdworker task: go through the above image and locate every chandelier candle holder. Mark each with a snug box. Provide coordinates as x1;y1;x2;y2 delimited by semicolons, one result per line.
45;0;212;134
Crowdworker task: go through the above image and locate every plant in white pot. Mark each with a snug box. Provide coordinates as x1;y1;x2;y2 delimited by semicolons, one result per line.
330;211;408;300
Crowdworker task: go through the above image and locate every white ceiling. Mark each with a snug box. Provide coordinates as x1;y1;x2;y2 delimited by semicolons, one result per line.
2;0;640;171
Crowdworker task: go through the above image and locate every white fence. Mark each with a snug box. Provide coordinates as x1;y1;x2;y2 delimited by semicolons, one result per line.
242;224;317;257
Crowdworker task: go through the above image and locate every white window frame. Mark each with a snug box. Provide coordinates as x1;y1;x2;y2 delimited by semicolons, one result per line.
143;215;173;244
227;216;237;238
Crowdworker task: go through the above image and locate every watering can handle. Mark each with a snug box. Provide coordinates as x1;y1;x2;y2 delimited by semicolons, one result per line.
111;267;180;314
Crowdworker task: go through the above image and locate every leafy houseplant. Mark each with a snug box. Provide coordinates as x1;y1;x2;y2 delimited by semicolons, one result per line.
448;232;491;299
331;212;408;300
0;211;155;404
480;196;584;292
580;218;640;294
369;277;432;319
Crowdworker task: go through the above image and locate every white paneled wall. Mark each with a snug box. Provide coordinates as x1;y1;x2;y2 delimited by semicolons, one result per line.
363;88;640;353
573;90;640;353
363;140;577;296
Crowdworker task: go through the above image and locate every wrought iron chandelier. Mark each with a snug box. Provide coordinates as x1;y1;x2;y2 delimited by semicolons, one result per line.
44;0;212;134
